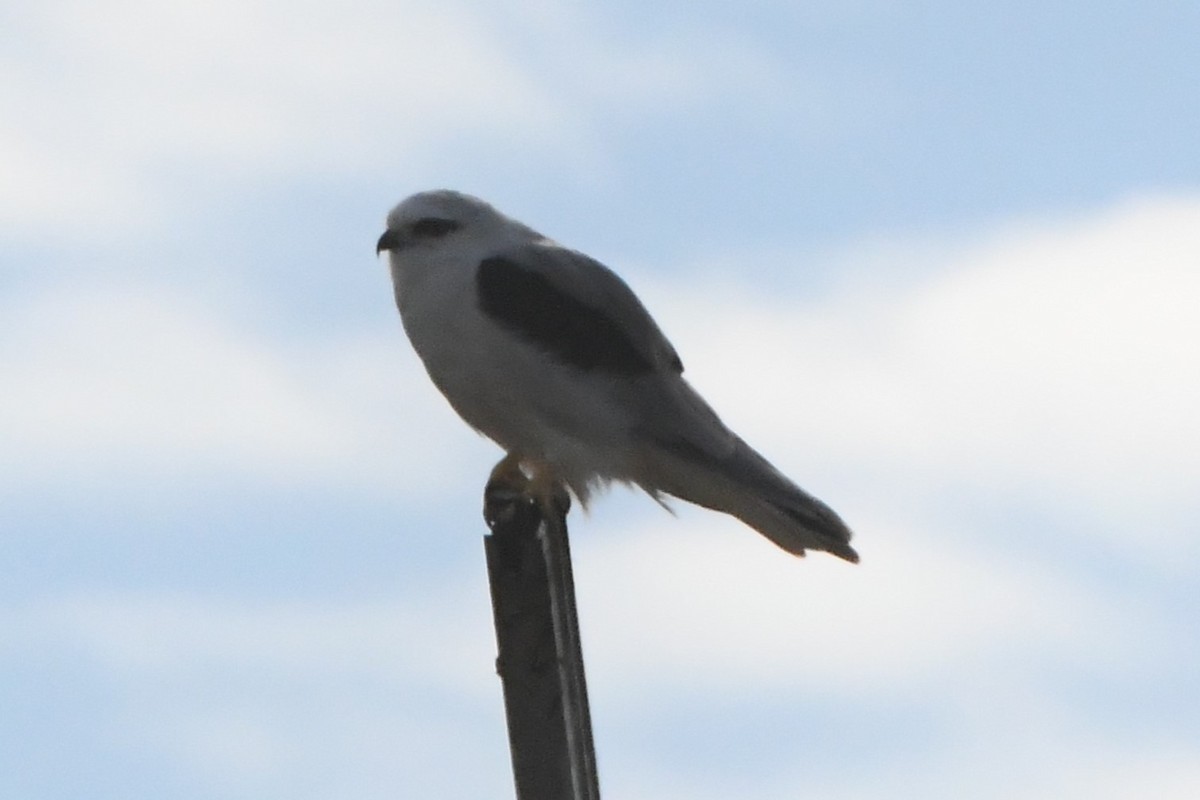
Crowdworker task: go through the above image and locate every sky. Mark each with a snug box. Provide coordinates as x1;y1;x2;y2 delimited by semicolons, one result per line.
2;1;1199;798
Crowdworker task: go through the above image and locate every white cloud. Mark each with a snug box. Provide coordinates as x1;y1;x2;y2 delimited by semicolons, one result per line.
641;195;1200;559
616;739;1200;800
6;194;1198;558
0;281;484;499
9;587;492;689
1021;748;1200;800
1;586;511;798
6;524;1192;799
572;508;1170;698
0;0;793;240
1;0;566;237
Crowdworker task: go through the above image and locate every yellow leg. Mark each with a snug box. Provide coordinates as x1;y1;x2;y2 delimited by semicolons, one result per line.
525;460;571;516
484;453;526;526
487;453;528;493
483;454;571;525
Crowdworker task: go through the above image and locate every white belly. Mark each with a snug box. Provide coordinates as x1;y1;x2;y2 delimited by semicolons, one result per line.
392;258;637;491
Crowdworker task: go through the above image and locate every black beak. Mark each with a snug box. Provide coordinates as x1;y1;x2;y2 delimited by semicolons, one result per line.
376;229;402;255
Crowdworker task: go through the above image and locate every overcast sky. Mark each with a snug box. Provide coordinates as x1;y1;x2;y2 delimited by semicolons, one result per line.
3;1;1199;798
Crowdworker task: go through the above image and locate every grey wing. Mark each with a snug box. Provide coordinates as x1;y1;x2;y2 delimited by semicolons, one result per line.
475;242;683;376
476;241;857;560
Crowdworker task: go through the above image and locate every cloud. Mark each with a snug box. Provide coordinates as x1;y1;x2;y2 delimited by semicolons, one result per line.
572;506;1175;698
7;587;491;689
1;0;793;241
0;587;510;798
640;194;1200;560
6;517;1192;799
612;739;1200;800
7;192;1197;555
0;281;481;500
2;0;564;238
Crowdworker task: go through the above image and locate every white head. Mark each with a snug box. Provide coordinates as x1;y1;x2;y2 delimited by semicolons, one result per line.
376;190;541;262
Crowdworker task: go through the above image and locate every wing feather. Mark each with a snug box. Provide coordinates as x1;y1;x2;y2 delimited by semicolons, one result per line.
475;243;682;376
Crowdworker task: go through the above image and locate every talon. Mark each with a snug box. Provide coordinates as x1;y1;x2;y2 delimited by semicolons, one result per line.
482;454;570;525
487;453;528;493
484;454;531;526
525;460;571;517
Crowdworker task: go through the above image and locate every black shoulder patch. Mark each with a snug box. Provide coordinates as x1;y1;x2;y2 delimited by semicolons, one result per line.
476;256;656;374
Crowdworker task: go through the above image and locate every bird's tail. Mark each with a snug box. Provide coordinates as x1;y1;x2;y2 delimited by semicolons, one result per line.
634;435;858;563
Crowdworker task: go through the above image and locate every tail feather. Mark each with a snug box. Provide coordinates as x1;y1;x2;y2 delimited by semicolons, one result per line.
634;436;858;563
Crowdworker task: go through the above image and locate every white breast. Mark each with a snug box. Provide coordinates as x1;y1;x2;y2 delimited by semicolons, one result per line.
388;251;639;493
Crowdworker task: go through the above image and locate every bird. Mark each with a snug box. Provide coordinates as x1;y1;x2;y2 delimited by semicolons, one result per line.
377;190;857;562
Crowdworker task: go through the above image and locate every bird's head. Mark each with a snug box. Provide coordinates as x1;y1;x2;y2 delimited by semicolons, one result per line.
377;190;540;259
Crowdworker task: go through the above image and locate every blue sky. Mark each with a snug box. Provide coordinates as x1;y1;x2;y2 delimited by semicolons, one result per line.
3;1;1199;798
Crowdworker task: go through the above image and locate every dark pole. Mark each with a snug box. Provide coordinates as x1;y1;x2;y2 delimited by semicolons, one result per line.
483;482;601;800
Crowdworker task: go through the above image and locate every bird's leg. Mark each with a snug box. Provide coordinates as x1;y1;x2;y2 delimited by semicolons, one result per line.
487;453;528;494
525;460;572;518
484;453;538;526
484;453;528;518
483;454;570;526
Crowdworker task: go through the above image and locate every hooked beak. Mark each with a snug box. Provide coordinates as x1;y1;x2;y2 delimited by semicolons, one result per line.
376;229;403;255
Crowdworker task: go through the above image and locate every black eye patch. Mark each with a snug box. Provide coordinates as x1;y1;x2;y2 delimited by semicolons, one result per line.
411;217;461;237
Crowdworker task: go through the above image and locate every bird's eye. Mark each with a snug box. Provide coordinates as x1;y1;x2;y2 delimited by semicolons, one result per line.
411;217;460;237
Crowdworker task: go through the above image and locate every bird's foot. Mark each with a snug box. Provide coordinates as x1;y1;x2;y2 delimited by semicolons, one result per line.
483;455;570;527
526;462;571;518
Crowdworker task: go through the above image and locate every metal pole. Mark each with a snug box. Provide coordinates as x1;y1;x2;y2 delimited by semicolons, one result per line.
483;483;601;800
